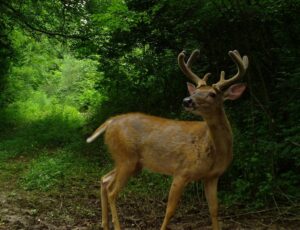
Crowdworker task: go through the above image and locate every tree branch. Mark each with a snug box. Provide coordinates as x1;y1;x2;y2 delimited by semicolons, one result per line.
0;1;92;40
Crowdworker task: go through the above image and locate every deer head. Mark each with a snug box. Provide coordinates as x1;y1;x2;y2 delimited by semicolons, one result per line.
179;49;248;117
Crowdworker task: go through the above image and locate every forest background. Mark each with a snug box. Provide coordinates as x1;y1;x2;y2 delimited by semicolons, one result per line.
0;0;299;229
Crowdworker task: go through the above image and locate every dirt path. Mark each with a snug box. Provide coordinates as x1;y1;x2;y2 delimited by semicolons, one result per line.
0;155;299;230
1;186;299;230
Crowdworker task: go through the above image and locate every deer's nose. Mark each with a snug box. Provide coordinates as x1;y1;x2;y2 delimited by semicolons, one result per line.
183;97;193;107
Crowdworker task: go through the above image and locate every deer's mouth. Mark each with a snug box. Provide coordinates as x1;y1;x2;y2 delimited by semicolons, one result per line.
184;106;194;112
184;102;209;112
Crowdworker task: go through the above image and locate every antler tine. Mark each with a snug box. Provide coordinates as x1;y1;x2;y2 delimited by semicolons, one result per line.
178;50;201;85
213;50;248;90
178;49;210;88
187;49;200;68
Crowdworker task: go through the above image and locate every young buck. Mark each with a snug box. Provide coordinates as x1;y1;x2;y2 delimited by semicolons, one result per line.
87;49;248;230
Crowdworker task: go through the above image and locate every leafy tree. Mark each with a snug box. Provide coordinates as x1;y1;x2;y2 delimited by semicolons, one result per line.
1;28;103;146
0;0;299;208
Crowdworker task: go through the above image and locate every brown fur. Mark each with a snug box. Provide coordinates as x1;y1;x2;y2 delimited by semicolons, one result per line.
103;112;232;179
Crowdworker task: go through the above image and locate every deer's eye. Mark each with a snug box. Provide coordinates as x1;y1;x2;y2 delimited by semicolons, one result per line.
208;92;216;98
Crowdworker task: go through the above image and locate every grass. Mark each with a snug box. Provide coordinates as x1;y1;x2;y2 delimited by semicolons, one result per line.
0;131;221;205
21;149;100;191
0;132;173;229
0;129;174;194
1;134;299;229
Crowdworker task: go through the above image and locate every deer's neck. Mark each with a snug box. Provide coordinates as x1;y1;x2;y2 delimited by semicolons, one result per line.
203;108;233;156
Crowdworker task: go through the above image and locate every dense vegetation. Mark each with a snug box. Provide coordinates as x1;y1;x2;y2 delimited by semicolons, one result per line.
0;0;299;227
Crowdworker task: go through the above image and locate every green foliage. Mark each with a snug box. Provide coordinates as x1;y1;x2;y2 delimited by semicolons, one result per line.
0;29;103;147
0;0;299;210
21;150;72;191
94;0;300;208
91;0;141;32
21;149;104;191
0;137;38;159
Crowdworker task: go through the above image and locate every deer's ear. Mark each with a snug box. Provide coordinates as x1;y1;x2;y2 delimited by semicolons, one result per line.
223;83;246;101
187;82;196;95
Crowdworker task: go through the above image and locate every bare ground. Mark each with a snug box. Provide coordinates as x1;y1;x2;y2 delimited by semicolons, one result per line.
0;156;299;230
1;183;299;230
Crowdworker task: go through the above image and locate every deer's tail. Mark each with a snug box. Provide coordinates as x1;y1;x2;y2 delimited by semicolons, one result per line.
86;119;113;143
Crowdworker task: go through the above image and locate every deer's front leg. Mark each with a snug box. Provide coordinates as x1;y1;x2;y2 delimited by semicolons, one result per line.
160;176;188;230
204;177;220;230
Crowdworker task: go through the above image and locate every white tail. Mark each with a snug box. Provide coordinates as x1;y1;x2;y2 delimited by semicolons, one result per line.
86;119;112;143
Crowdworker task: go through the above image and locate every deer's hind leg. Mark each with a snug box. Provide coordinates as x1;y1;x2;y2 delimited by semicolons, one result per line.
106;162;139;230
101;169;116;230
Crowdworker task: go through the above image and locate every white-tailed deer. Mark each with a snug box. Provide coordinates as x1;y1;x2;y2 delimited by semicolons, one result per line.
87;49;248;230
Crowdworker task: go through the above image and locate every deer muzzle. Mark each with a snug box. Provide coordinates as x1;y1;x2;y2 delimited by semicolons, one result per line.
183;97;194;109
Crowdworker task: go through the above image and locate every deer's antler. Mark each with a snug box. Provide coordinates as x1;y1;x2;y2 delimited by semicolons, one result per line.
213;50;249;90
178;49;211;88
